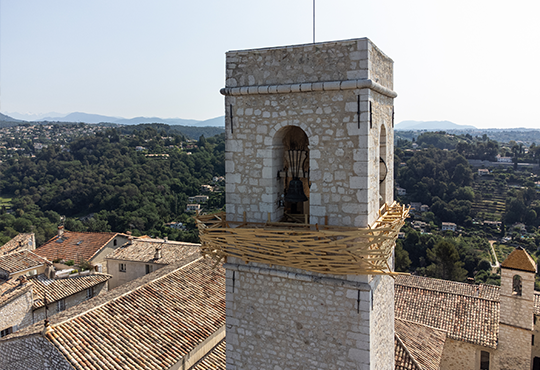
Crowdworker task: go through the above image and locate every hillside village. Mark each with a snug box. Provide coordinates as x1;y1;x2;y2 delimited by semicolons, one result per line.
0;38;540;370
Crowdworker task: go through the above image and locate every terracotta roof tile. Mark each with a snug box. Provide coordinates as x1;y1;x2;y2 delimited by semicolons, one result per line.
0;233;35;255
189;339;226;370
37;257;225;370
395;275;499;301
395;319;446;370
0;250;50;274
35;231;118;262
29;273;112;308
0;278;32;307
395;336;421;370
500;247;537;273
107;239;200;265
395;277;500;348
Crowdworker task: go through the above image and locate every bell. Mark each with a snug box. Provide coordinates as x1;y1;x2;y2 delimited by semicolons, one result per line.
285;178;308;203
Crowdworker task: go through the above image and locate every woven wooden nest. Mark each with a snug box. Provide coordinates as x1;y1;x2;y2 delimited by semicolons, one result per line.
196;202;409;276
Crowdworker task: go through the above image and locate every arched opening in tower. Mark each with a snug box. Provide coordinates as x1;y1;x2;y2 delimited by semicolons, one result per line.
277;126;310;221
379;124;388;208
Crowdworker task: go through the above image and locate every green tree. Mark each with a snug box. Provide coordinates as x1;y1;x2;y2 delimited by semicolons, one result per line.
426;240;468;282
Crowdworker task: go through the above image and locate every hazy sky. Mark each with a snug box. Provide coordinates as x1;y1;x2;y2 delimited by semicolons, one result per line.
1;0;539;128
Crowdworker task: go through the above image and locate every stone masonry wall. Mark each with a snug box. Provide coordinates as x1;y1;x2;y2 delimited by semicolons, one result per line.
497;324;532;370
369;274;394;370
499;268;534;329
0;289;33;333
0;334;73;370
225;263;393;370
224;38;395;228
439;338;495;370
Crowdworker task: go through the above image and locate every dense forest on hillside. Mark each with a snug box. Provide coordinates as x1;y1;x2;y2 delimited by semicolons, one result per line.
1;126;540;287
395;131;540;286
0;126;225;246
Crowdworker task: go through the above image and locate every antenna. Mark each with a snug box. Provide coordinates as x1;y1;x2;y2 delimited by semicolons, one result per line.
313;0;316;43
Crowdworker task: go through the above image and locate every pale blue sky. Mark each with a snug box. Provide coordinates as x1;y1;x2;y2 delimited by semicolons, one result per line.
1;0;539;128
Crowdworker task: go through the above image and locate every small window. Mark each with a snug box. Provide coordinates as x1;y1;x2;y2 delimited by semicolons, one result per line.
513;275;522;296
57;299;65;312
114;239;117;246
145;264;153;274
0;327;12;338
86;287;94;299
119;263;126;272
533;335;535;346
480;351;490;370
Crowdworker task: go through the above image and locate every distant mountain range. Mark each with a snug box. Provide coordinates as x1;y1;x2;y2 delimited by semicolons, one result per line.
3;112;225;127
0;113;22;123
395;120;477;131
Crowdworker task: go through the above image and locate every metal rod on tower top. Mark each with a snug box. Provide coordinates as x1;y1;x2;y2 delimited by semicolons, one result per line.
313;0;315;43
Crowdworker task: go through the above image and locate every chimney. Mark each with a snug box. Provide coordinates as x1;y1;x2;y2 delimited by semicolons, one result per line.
163;237;168;242
19;275;27;285
57;225;64;238
154;245;162;260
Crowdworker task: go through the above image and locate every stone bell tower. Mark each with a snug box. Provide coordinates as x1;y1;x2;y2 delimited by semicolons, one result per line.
197;38;407;370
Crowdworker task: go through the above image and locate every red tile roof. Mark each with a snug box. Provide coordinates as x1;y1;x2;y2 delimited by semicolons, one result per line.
30;273;112;308
0;250;50;274
395;276;500;348
500;247;537;273
0;233;35;255
189;339;226;370
395;336;421;370
35;231;118;262
107;239;200;265
43;257;225;370
395;275;499;301
395;319;446;370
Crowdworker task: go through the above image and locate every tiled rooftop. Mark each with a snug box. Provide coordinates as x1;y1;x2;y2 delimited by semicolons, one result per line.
395;277;500;348
395;319;446;370
0;278;32;307
107;239;200;265
30;273;112;308
500;247;537;273
0;233;35;255
189;339;226;370
395;275;500;301
0;250;50;274
35;231;119;262
0;255;226;369
45;257;225;370
395;336;421;370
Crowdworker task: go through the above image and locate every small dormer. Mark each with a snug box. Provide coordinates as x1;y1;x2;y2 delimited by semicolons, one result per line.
499;247;537;330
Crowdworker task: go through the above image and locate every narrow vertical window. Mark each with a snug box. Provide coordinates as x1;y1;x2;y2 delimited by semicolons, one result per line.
145;264;153;274
480;351;490;370
513;275;522;296
0;327;13;337
119;263;126;272
86;287;94;299
57;299;66;312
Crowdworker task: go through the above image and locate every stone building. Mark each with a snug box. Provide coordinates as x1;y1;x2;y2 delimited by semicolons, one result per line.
0;256;226;370
34;228;129;273
105;237;199;289
195;37;405;370
0;270;111;338
0;250;50;279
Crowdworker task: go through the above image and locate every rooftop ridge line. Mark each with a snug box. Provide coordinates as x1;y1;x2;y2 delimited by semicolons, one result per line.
395;282;501;303
48;256;204;330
